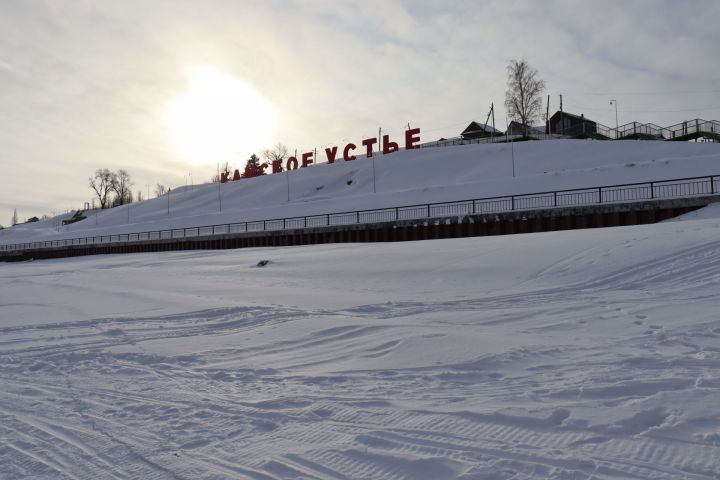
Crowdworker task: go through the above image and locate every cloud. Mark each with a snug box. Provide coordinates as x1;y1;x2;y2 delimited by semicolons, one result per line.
0;0;718;223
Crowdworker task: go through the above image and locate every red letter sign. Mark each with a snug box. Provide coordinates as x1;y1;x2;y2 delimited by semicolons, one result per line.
405;128;421;150
302;151;314;168
272;160;282;173
382;135;399;154
325;146;338;164
287;156;299;170
343;143;357;161
362;137;377;157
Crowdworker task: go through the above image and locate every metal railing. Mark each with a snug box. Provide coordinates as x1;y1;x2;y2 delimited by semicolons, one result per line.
1;174;718;253
420;119;720;146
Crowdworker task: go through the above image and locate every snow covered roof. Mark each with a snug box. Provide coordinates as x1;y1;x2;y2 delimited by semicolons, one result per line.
461;121;503;137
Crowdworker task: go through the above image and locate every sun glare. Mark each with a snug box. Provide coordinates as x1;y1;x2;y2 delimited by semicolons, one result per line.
164;67;278;166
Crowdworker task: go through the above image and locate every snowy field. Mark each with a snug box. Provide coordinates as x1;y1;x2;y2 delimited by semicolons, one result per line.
2;202;720;479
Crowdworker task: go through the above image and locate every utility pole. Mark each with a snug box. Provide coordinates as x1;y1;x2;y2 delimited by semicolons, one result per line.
559;94;564;135
506;117;515;177
217;163;222;212
491;103;496;140
546;95;550;135
610;99;619;139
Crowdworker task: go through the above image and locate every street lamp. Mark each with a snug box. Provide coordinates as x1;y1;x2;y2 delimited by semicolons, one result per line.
609;99;619;139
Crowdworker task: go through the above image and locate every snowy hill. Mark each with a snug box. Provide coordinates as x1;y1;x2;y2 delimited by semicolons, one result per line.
2;139;719;245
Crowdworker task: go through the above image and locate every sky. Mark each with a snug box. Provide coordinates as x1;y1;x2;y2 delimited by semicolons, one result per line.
1;0;719;226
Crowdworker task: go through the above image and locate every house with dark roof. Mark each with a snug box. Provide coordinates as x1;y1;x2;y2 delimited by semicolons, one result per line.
460;121;503;139
547;111;597;136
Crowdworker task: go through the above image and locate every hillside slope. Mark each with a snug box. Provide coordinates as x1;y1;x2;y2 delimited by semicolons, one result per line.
2;140;719;245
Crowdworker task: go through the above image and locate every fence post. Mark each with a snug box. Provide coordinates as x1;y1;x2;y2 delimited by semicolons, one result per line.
598;187;602;203
263;220;266;230
356;211;359;224
395;207;399;220
712;176;716;195
426;204;430;218
553;192;557;207
650;183;655;199
511;196;515;211
327;213;330;226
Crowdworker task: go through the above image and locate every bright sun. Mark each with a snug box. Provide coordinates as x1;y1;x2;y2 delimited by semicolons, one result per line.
164;67;278;166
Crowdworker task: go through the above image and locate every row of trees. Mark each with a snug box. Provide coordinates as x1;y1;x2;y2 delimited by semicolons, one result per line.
88;168;169;210
89;168;133;209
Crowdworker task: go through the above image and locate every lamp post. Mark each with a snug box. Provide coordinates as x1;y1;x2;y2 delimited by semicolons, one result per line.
609;99;619;139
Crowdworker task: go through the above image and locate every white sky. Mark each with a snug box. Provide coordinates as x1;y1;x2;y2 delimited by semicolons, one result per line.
1;0;719;225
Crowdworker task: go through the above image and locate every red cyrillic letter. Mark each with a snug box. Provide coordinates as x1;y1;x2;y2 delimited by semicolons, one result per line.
302;151;314;168
272;160;282;173
232;169;241;181
286;156;298;170
259;163;268;175
405;128;421;150
325;146;338;164
343;143;357;161
220;172;228;183
362;137;377;157
382;135;399;154
243;164;256;178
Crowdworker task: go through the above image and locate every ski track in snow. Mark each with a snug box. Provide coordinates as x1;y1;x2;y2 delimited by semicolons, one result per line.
2;210;720;478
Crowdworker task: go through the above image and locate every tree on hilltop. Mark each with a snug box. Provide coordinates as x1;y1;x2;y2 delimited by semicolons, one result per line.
262;143;288;172
504;59;546;129
112;169;134;206
242;154;266;178
89;169;117;209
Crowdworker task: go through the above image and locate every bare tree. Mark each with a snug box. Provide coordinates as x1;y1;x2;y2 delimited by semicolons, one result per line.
112;169;134;206
11;208;18;226
504;59;546;129
210;162;231;183
89;169;117;209
262;143;288;172
154;183;167;197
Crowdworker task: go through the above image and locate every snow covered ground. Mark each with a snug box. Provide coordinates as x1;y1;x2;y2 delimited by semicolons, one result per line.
2;200;720;479
2;139;720;246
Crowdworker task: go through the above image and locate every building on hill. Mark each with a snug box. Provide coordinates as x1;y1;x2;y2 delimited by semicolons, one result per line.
506;121;545;137
460;121;503;139
507;120;530;136
547;111;597;136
